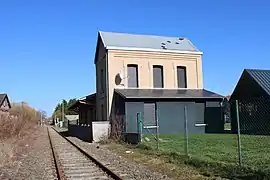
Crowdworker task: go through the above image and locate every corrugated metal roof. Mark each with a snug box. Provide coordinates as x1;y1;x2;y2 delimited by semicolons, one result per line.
115;89;223;99
99;31;201;52
246;69;270;96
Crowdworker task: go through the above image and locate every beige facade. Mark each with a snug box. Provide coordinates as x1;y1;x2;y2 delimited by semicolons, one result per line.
95;45;203;120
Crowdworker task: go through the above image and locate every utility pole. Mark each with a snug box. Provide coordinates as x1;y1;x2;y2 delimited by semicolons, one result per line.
35;110;37;123
62;100;65;122
40;111;42;126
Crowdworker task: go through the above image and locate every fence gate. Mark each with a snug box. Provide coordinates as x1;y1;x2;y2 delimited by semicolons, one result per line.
193;102;207;133
142;103;158;135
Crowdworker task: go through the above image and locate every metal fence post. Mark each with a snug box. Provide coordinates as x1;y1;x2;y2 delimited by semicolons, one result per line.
184;105;189;156
236;100;243;166
156;112;159;150
137;112;143;143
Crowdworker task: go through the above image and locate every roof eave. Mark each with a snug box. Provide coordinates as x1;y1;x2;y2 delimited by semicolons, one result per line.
98;31;107;47
106;46;203;55
94;32;106;65
121;96;223;99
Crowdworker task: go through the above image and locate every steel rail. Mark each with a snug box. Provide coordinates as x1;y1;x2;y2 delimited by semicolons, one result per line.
51;127;123;180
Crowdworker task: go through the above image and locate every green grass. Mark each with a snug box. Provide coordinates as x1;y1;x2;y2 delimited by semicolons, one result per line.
140;133;270;179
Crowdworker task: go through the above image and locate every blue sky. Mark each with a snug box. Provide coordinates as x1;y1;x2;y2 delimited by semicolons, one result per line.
1;0;270;115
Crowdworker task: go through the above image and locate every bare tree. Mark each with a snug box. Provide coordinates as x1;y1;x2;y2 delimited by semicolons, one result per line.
109;111;124;140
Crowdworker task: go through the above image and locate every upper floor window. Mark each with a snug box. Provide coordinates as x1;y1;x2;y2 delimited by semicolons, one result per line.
127;64;138;88
100;69;104;93
153;65;164;88
177;66;187;88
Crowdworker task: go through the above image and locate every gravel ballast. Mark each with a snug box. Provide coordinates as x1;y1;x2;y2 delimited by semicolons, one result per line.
67;136;174;180
0;126;56;180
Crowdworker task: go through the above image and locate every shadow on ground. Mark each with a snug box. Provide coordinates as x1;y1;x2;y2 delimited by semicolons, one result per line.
53;126;92;143
59;130;70;137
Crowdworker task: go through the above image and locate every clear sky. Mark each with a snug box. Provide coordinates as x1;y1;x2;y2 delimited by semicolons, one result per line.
1;0;270;116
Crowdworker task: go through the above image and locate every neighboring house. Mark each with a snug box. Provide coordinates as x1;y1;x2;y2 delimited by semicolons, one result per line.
68;93;96;125
230;69;270;135
94;31;224;140
0;93;11;116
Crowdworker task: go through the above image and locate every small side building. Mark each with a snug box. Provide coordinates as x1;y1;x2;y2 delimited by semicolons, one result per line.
68;93;110;142
112;89;224;143
68;93;96;125
230;69;270;135
0;94;11;116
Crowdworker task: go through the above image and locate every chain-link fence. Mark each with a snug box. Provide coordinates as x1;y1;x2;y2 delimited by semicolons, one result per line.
231;98;270;170
137;109;238;164
134;99;270;176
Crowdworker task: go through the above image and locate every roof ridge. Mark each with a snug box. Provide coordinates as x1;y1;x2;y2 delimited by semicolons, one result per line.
245;68;270;72
99;31;187;40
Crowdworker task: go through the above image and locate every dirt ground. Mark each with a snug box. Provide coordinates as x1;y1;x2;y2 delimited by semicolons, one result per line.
0;126;56;180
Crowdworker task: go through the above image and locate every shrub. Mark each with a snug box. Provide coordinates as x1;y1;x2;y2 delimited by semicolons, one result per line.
0;115;36;139
0;102;41;139
0;102;41;170
109;113;124;141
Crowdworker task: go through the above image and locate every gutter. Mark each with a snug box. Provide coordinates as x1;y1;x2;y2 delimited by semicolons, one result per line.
106;46;203;55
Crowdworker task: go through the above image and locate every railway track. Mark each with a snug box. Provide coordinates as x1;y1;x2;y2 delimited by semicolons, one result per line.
47;127;123;180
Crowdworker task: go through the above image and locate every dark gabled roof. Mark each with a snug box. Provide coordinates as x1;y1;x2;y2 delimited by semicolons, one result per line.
245;69;270;95
0;94;6;103
114;89;223;99
68;93;96;111
0;93;11;108
78;93;96;103
230;69;270;100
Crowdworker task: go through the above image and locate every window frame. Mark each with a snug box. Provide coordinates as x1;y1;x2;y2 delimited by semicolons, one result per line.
153;65;164;88
143;102;157;127
127;64;139;88
177;66;187;88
